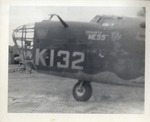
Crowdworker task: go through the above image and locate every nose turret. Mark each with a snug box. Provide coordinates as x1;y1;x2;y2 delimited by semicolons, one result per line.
12;23;35;61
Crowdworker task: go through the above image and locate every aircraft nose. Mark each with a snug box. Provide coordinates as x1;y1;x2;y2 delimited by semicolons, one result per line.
12;23;35;61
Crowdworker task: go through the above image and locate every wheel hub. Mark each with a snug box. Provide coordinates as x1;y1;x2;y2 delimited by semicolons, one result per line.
76;86;85;97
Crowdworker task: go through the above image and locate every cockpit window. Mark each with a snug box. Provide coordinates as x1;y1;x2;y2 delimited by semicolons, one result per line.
91;15;121;27
90;15;102;23
101;18;116;27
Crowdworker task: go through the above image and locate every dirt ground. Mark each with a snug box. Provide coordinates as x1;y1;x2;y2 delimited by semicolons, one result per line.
8;65;144;113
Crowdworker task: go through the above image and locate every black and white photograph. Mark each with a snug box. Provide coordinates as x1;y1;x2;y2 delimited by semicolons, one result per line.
8;6;146;113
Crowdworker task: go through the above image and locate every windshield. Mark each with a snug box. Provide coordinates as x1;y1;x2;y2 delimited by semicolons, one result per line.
90;15;102;23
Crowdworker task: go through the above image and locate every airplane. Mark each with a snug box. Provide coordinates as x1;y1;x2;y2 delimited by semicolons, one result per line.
12;14;145;101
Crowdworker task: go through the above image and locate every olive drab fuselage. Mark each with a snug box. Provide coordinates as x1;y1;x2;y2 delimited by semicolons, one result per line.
13;15;145;81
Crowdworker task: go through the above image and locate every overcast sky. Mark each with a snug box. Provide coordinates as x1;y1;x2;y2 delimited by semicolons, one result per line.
9;6;143;46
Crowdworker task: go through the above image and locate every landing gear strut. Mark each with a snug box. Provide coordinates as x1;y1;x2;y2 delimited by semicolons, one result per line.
72;80;92;101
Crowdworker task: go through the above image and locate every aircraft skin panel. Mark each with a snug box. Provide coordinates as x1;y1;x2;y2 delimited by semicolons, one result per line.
32;17;145;81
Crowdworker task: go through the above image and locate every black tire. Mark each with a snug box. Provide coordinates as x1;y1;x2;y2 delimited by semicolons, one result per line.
72;81;92;101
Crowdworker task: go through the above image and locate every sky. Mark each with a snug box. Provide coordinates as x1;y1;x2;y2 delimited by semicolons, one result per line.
9;6;143;46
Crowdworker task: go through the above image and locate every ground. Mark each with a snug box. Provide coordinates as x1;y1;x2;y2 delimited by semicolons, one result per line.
8;65;144;113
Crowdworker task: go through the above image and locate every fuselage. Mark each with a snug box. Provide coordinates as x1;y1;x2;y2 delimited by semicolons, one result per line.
13;15;145;82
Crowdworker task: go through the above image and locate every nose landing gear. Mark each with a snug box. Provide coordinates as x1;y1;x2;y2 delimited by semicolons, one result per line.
72;80;92;101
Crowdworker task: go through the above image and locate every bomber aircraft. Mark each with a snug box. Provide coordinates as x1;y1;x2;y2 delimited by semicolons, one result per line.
12;14;145;101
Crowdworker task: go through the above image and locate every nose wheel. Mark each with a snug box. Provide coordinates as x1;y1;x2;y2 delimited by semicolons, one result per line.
72;80;92;101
